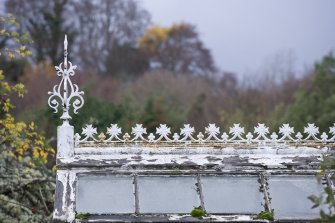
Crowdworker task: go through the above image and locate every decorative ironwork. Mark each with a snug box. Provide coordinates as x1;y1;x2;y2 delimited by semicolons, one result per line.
74;123;335;146
48;35;84;125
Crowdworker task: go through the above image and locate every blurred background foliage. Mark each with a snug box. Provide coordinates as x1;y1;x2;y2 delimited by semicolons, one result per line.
2;0;334;141
1;0;335;221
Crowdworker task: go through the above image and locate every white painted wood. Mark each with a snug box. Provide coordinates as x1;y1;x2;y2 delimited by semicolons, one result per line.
57;123;74;158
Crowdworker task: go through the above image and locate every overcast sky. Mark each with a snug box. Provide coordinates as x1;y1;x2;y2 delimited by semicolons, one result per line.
141;0;335;76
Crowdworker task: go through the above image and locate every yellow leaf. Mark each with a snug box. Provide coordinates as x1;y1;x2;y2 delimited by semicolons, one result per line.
8;52;15;59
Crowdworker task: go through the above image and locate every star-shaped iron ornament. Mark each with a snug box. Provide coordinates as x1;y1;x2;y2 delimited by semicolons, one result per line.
82;124;97;138
279;124;294;137
156;124;171;137
254;123;269;136
132;124;147;138
205;123;220;136
107;124;122;138
180;124;195;137
304;123;319;137
229;123;245;137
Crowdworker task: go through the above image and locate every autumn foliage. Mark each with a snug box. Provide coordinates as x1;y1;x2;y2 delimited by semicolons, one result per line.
0;15;55;222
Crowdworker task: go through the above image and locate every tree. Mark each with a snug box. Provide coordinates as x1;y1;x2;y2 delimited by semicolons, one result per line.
105;43;149;80
0;13;32;82
74;0;151;74
0;15;55;222
274;53;335;131
140;96;185;133
6;0;151;78
5;0;75;65
0;58;28;82
139;23;217;76
263;54;335;223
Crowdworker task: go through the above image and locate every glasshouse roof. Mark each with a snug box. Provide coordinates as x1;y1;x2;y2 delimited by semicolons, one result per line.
50;36;335;223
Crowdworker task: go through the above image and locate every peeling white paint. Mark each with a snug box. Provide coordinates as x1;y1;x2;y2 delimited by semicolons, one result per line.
56;145;330;169
168;214;190;220
53;170;77;222
53;170;68;221
168;214;256;221
74;146;329;156
203;214;255;221
67;172;77;222
57;124;74;158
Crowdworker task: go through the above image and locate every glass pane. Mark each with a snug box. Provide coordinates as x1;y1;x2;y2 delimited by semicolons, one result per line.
138;176;199;213
268;175;324;219
201;176;263;214
76;175;134;214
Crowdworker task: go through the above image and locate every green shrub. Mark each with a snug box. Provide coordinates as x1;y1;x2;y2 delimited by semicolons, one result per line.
254;211;274;221
75;213;91;219
190;207;206;218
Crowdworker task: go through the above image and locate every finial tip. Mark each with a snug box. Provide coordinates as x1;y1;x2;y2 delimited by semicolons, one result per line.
64;34;68;51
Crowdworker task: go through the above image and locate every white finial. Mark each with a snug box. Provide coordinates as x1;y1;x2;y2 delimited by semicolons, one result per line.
48;34;84;125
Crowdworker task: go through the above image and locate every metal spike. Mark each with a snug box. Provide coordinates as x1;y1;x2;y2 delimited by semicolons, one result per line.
64;34;68;69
